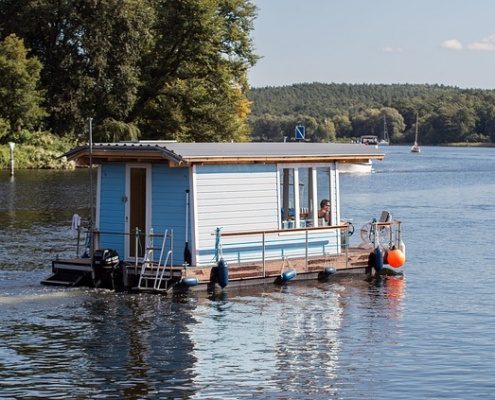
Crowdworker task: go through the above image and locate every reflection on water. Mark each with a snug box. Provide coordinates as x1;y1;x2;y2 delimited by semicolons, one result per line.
190;285;345;398
0;278;405;399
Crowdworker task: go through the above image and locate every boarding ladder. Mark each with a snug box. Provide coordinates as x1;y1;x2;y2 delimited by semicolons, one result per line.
137;229;175;291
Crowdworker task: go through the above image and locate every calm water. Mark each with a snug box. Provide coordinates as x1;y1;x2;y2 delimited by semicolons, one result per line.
1;146;495;399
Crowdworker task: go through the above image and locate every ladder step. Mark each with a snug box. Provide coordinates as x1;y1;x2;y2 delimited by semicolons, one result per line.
133;286;169;292
140;274;158;279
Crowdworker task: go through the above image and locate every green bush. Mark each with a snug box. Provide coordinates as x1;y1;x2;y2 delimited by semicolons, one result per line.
465;133;490;143
0;131;76;169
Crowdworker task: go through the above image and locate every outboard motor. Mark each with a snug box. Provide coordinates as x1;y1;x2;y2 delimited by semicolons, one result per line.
92;249;120;289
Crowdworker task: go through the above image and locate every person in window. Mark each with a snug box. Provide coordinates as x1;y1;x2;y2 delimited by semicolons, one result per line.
318;199;331;226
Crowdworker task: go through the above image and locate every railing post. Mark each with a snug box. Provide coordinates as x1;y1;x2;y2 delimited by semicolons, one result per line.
134;227;139;274
170;229;174;273
389;222;393;247
149;227;154;263
76;227;81;257
345;225;349;269
305;229;309;271
397;221;401;247
372;221;378;248
262;232;266;277
93;229;99;252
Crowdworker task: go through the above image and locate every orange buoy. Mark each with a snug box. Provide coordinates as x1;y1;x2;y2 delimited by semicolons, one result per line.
387;248;406;268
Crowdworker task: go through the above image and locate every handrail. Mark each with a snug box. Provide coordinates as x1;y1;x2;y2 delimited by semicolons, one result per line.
370;220;402;248
90;229;168;237
218;223;350;237
376;220;401;227
217;223;352;275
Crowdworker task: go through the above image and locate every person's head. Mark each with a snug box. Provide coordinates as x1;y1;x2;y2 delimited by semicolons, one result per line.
320;199;330;210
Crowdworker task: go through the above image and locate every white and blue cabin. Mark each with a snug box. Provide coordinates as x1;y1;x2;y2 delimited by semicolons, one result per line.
44;142;397;291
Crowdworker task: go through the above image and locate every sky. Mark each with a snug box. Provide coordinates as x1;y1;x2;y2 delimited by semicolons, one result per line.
248;0;495;89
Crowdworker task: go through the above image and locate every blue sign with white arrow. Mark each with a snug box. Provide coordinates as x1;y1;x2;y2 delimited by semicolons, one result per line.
295;125;305;140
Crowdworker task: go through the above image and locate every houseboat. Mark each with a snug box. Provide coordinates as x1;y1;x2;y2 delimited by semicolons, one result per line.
41;142;405;292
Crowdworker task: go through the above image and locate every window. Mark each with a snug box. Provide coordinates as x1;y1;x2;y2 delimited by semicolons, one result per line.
278;164;337;229
280;168;296;229
279;166;336;229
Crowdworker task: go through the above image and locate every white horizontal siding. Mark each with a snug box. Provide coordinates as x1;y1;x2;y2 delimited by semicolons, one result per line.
196;190;275;201
194;164;278;264
196;175;275;188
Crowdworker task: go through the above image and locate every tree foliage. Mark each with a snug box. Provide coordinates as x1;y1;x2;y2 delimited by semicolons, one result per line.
0;34;45;137
248;83;495;144
0;0;257;142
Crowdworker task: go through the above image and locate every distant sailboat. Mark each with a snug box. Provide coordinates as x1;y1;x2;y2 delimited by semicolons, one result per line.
379;115;390;145
411;113;421;153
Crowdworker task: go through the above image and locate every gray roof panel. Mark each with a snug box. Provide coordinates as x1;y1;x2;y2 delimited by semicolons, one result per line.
65;141;384;164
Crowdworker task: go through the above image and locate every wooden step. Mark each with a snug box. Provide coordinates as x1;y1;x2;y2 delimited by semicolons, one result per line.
41;271;91;287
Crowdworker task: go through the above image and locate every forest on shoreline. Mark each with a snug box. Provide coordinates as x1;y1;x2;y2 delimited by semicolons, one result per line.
248;82;495;145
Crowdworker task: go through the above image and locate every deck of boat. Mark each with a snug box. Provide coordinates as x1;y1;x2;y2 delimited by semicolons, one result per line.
43;246;372;291
181;246;370;285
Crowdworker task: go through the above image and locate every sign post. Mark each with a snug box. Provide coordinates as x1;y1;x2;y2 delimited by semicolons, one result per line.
8;142;15;177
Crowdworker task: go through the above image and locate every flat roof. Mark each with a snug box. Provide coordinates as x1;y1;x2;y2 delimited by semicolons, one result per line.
64;141;384;166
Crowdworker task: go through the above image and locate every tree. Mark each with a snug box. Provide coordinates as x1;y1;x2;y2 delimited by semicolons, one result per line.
0;34;45;136
94;118;140;142
312;119;336;142
332;113;352;138
0;0;258;141
0;0;155;136
478;104;495;142
136;0;258;141
250;114;285;142
424;105;477;144
351;108;381;138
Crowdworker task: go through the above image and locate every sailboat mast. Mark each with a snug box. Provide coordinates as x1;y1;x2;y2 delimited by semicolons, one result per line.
415;113;419;143
411;111;421;152
382;115;389;143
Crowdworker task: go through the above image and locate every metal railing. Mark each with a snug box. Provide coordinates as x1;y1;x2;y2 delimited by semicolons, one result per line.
75;228;173;274
368;220;402;249
217;223;353;277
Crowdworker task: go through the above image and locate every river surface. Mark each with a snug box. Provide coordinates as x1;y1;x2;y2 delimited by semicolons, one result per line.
0;146;494;399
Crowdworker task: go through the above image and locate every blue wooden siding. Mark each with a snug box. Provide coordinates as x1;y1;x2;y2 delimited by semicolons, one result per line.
152;165;189;265
98;163;126;257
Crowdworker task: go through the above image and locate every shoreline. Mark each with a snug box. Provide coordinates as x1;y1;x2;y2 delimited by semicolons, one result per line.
442;142;495;147
1;141;494;171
